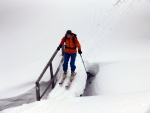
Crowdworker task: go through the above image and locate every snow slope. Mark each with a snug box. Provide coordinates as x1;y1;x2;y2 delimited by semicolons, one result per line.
1;0;150;112
86;0;150;95
2;91;150;113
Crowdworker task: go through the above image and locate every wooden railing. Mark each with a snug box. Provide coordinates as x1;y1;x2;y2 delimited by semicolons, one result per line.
35;46;64;101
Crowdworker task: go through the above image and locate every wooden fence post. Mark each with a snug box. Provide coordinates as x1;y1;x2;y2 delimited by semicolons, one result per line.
36;82;40;101
50;63;54;89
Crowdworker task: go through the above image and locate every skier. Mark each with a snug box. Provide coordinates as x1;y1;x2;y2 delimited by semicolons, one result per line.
57;30;82;80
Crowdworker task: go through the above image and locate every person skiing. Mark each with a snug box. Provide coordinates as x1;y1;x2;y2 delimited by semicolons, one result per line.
57;30;82;80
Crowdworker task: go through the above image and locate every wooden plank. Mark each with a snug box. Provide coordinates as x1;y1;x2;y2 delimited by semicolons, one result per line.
40;57;63;99
36;49;58;83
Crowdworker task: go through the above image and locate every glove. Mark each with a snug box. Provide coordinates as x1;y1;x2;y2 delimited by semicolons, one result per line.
78;50;82;54
57;47;60;51
57;45;62;51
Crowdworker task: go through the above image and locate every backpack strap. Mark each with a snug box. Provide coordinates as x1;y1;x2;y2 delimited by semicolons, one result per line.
72;33;77;47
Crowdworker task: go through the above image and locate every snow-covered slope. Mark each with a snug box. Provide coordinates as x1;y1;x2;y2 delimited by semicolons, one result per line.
86;0;150;95
1;0;150;112
2;91;150;113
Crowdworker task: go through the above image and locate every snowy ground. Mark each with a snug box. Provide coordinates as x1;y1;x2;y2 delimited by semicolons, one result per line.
2;91;150;113
1;0;150;113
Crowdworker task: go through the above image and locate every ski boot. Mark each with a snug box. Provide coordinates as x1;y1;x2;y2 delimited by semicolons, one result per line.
63;71;67;79
70;72;75;80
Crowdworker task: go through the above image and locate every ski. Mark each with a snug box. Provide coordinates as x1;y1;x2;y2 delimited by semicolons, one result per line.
59;72;68;85
59;77;66;85
65;72;77;89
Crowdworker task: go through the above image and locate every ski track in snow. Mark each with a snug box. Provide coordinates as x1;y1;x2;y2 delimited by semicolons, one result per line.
87;0;133;57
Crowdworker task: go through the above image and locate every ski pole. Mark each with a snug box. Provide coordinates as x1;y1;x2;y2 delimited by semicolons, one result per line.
80;54;95;81
80;54;87;72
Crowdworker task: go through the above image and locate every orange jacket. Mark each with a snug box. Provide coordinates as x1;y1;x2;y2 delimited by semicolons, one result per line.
60;35;81;54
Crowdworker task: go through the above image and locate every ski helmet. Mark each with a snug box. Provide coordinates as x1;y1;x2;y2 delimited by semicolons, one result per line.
66;30;72;35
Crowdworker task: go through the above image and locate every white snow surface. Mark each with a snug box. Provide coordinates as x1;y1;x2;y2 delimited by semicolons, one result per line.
1;0;150;112
2;91;150;113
